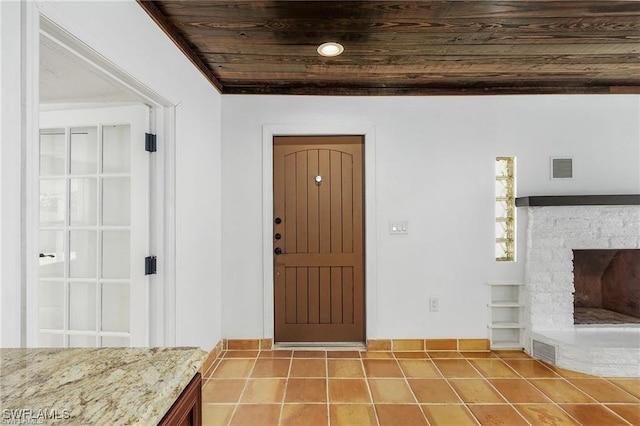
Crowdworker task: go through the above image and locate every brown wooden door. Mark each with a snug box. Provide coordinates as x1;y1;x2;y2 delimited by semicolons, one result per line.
273;136;365;343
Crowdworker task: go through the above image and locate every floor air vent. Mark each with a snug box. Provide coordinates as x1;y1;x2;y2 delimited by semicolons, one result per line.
532;339;557;365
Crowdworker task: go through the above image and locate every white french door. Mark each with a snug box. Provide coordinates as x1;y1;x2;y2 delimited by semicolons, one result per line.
38;105;150;347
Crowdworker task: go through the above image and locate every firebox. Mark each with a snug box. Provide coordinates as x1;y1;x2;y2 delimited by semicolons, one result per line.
573;249;640;324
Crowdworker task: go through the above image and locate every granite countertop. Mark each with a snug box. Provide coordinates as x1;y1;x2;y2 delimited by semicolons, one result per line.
0;347;207;425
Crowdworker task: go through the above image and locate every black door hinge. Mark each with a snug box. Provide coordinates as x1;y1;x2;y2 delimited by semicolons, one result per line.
145;133;157;152
145;256;157;275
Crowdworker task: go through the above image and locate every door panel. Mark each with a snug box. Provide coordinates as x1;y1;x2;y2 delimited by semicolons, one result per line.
274;136;364;342
38;105;149;347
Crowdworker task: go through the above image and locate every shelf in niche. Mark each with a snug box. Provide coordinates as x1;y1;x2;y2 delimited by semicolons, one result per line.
487;283;524;350
489;302;524;308
490;322;525;329
490;340;523;349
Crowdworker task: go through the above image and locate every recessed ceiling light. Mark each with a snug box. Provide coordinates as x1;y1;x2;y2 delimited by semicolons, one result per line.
317;42;344;57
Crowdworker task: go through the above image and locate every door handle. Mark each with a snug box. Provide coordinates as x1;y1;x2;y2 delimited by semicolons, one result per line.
274;247;283;255
274;233;282;240
39;253;55;258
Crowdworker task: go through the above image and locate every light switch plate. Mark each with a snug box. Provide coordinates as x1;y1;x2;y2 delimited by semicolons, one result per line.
389;220;408;234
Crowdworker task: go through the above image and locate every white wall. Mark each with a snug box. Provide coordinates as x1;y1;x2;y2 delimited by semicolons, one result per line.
0;0;28;347
221;94;640;340
1;0;223;350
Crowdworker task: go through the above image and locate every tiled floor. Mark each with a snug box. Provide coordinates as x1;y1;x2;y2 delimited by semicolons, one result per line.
201;349;640;425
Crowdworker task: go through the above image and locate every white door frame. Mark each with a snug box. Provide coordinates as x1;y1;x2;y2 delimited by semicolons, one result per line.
261;124;378;341
23;9;177;347
1;0;40;348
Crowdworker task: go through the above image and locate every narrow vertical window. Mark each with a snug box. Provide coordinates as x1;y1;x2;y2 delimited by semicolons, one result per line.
495;157;516;261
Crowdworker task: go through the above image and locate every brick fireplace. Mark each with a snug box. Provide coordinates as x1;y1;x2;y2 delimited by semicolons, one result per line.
517;195;640;377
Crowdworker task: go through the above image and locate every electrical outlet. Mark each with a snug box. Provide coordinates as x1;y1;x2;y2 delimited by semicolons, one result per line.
429;297;439;312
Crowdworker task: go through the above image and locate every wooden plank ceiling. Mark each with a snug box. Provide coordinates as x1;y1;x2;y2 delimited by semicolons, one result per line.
138;1;640;95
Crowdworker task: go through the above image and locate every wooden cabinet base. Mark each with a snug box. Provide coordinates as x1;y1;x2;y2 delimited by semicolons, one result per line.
158;373;202;426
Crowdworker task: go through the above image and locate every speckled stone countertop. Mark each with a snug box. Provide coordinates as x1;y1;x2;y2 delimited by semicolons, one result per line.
0;347;207;425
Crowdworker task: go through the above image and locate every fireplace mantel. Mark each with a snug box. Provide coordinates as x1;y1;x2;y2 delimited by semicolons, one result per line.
515;194;640;207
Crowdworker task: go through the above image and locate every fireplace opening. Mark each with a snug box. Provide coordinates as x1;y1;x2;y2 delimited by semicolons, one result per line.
573;249;640;325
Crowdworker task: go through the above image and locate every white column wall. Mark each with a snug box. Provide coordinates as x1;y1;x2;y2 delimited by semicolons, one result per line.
0;0;26;347
1;0;223;350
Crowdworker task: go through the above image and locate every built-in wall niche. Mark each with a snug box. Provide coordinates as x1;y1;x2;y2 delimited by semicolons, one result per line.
573;249;640;325
487;283;524;349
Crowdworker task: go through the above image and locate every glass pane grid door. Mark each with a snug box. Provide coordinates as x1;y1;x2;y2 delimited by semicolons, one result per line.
39;124;133;347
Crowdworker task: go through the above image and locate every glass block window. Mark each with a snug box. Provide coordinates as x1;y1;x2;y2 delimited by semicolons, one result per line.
495;157;516;261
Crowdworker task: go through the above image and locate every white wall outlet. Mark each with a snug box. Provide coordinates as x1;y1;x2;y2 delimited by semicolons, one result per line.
429;297;439;312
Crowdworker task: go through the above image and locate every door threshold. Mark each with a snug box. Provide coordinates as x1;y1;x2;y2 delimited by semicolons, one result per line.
274;342;366;351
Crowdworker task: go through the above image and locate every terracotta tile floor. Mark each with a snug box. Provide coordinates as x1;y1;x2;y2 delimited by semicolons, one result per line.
201;349;640;425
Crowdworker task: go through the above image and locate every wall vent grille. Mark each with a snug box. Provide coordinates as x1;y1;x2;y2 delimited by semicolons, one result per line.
551;157;573;179
532;339;557;365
